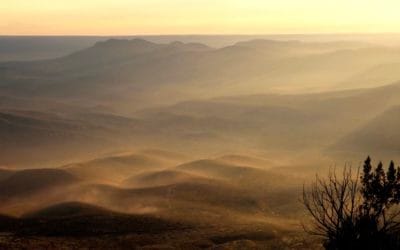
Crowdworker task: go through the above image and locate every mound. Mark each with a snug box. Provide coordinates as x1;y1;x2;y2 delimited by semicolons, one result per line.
63;153;168;183
176;159;267;180
0;169;78;199
74;180;262;216
217;154;274;168
0;214;18;231
175;159;300;196
0;168;15;182
23;201;115;219
0;110;120;167
138;149;189;162
122;169;208;187
12;202;188;236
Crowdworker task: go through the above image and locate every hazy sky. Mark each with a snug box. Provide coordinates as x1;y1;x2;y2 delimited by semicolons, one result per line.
1;0;400;35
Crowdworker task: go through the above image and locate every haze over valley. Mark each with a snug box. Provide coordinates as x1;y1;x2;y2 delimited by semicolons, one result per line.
2;34;400;248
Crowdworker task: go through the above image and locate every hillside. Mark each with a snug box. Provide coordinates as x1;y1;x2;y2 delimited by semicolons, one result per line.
331;105;400;157
63;152;174;183
0;110;138;166
0;169;78;199
3;80;400;166
1;39;400;113
2;38;400;167
0;201;310;249
23;201;117;219
8;201;187;237
122;169;208;187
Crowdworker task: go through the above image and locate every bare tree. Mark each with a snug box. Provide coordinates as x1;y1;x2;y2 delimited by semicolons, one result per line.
302;158;400;250
303;167;361;249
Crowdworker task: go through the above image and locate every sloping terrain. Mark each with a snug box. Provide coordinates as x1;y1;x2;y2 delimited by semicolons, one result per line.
0;169;79;200
0;200;313;249
72;180;264;218
63;152;176;183
2;39;400;167
0;110;144;166
331;105;400;156
1;38;399;112
3;80;400;167
0;168;15;182
216;154;275;168
2;37;400;249
122;169;209;187
23;201;119;219
0;202;188;237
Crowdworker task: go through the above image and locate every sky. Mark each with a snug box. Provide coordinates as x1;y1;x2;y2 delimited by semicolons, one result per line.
1;0;400;35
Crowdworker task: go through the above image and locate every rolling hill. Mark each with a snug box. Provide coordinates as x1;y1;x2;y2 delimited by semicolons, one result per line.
63;152;178;183
2;79;400;167
331;105;400;157
0;110;139;166
72;181;265;220
23;201;117;219
3;36;400;249
0;168;78;200
2;38;400;166
122;169;209;187
13;201;187;236
0;200;305;249
216;154;275;168
1;38;400;113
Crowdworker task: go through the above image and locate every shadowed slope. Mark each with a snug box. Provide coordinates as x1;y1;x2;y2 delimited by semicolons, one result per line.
23;201;116;219
63;153;170;183
72;180;264;219
175;159;293;188
0;110;133;167
216;154;275;169
0;169;78;199
331;105;400;157
122;169;209;187
0;168;15;182
12;201;188;236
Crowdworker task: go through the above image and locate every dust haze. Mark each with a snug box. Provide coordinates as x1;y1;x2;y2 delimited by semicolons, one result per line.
1;34;400;248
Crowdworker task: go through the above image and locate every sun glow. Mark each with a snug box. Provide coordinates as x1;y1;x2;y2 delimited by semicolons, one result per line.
1;0;400;35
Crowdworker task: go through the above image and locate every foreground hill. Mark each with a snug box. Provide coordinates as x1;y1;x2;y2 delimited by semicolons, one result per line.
122;169;209;187
0;201;188;237
175;159;301;201
64;160;304;219
23;201;120;219
73;181;264;218
63;152;174;183
0;201;314;249
0;168;15;182
176;159;276;183
0;169;78;200
216;154;275;168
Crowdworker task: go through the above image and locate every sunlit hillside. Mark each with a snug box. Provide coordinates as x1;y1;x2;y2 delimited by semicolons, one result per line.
2;1;400;249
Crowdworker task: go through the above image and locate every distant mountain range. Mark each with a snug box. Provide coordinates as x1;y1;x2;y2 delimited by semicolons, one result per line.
1;38;400;165
3;34;400;62
2;38;399;112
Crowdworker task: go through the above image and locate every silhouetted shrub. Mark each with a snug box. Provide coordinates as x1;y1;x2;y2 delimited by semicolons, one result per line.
303;157;400;250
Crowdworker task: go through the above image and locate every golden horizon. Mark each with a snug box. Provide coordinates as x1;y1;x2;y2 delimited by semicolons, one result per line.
2;0;400;35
